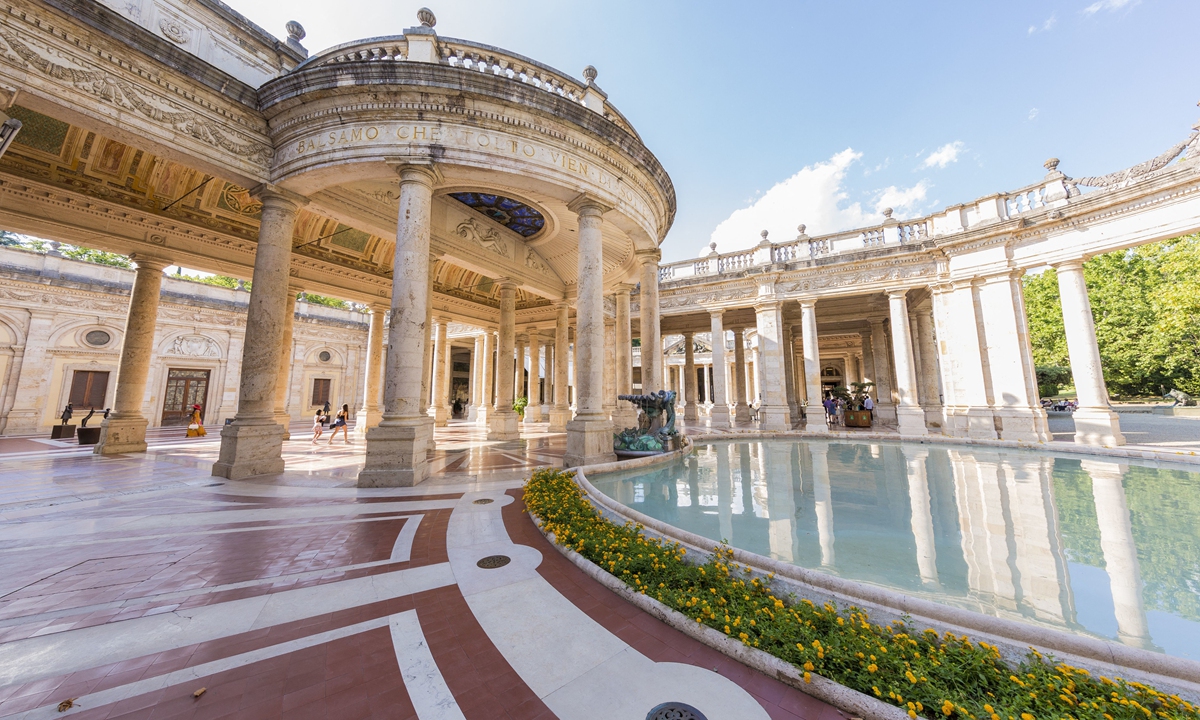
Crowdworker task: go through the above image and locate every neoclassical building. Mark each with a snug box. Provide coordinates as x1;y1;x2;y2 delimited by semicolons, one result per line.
0;0;1197;489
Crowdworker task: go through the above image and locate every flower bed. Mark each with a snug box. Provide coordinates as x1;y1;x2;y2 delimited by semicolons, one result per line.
524;468;1199;720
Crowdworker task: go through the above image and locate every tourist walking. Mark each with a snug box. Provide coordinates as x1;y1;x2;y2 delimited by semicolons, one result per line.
311;409;324;444
327;403;351;444
186;404;206;437
863;395;874;420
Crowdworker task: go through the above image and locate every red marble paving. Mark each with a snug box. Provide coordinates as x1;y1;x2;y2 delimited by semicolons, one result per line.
502;489;845;720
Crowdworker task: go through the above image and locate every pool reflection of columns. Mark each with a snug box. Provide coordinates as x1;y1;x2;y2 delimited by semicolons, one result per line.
682;331;698;422
809;442;834;567
549;302;571;432
764;441;795;563
564;196;616;466
707;310;730;428
353;304;386;436
358;164;439;488
716;443;734;545
739;444;755;516
214;186;305;480
1083;460;1152;648
901;446;939;586
488;281;520;441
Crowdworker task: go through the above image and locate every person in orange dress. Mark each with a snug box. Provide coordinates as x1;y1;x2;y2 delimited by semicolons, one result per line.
186;404;207;437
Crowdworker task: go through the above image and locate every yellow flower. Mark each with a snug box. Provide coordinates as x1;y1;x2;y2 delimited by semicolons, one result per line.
1021;714;1035;720
803;672;811;683
803;662;814;672
867;664;878;673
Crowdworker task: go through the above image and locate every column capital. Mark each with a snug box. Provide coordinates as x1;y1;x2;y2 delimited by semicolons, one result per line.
634;248;662;264
707;308;724;320
436;315;454;326
385;160;444;186
885;288;911;300
250;183;310;209
682;330;694;339
1053;258;1086;272
614;282;636;296
798;298;818;309
554;300;571;311
566;193;612;217
495;277;519;291
128;254;172;272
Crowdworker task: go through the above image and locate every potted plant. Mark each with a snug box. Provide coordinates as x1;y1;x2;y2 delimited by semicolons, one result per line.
513;396;528;419
844;381;875;428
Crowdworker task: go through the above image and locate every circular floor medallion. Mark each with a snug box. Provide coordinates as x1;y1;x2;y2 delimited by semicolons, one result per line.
646;703;708;720
472;498;494;505
476;554;511;569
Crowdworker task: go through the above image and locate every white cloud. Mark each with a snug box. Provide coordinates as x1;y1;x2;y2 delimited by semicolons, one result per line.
1083;0;1139;14
922;141;964;169
1028;108;1040;120
704;149;929;255
1028;13;1057;34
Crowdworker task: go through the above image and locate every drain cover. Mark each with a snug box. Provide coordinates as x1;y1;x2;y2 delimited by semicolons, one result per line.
472;498;494;505
476;555;511;569
646;703;708;720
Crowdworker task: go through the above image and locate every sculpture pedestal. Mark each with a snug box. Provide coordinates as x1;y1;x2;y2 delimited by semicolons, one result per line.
51;425;76;440
357;419;434;487
564;417;616;468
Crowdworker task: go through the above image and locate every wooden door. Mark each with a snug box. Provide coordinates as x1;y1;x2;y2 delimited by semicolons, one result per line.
161;368;210;426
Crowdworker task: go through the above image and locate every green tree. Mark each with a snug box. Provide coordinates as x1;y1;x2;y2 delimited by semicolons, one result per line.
303;293;349;309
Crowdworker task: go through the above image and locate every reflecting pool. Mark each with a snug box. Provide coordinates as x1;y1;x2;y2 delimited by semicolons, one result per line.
589;440;1200;660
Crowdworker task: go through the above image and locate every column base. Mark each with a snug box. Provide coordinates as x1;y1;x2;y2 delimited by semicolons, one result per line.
993;407;1050;442
805;402;828;433
872;402;898;425
357;419;434;488
212;420;286;480
467;404;478;422
488;409;520;440
612;407;638;432
708;405;731;429
564;416;616;467
943;407;998;440
354;407;381;437
733;402;752;425
923;405;945;432
93;414;149;455
1072;407;1125;446
547;407;571;433
896;406;929;436
758;406;791;431
429;406;449;427
524;404;542;423
273;412;293;440
475;406;491;428
683;402;698;423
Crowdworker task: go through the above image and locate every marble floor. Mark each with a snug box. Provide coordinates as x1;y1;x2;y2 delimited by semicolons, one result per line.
0;421;840;720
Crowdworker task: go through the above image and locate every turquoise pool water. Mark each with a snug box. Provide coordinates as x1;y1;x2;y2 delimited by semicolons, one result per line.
588;439;1200;660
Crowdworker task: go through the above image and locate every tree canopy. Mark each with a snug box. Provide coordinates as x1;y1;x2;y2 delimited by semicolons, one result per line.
1024;235;1200;397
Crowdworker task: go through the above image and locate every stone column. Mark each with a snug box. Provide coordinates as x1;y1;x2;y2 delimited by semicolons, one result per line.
94;256;170;454
0;310;55;435
637;250;663;392
975;273;1050;442
886;290;929;436
526;329;543;422
603;316;616;423
1083;460;1151;647
420;257;436;415
753;302;792;430
477;328;495;427
214;187;305;480
549;302;571;432
545;343;555;413
800;300;827;432
358;165;438;488
682;331;698;423
468;332;483;422
514;333;527;406
1055;260;1124;445
708;310;730;428
931;283;995;439
731;328;751;424
614;284;637;428
868;319;898;424
914;307;943;429
427;317;450;426
564;197;616;466
782;325;799;419
353;304;386;436
488;281;520;440
271;289;300;439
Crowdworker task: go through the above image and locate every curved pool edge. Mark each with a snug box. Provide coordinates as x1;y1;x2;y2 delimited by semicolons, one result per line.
686;428;1200;468
571;433;1200;698
526;510;909;720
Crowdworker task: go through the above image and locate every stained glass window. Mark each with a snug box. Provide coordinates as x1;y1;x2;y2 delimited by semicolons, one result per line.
448;192;545;238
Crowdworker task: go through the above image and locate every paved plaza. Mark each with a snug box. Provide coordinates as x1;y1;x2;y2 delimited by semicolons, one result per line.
0;424;840;720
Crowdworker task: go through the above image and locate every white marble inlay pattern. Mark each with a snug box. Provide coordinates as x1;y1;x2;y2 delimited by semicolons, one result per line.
389;610;466;720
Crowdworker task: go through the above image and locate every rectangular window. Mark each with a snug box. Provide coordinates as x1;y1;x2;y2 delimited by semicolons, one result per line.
311;378;331;407
69;370;109;409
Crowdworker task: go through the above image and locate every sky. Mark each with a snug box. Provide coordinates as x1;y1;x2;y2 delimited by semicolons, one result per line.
235;0;1199;263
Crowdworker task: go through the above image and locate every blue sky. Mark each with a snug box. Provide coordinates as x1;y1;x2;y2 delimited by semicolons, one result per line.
240;0;1199;263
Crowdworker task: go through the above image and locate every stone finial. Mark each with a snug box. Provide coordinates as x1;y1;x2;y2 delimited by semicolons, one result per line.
760;229;769;240
708;241;718;255
417;7;436;27
1044;157;1060;172
583;65;598;84
797;224;806;234
881;207;893;219
285;21;306;41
